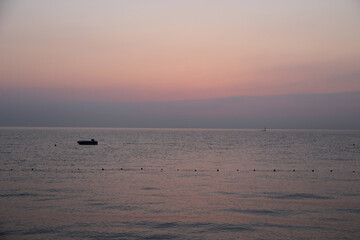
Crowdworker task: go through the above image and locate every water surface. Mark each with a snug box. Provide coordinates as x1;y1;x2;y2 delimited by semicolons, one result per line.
0;128;359;239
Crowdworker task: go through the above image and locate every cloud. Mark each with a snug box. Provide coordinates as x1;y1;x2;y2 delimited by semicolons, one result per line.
1;91;359;129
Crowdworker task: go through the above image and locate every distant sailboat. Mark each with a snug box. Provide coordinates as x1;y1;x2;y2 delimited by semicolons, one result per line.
261;127;266;131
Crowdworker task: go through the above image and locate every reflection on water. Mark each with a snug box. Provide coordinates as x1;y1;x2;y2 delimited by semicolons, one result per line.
0;128;359;239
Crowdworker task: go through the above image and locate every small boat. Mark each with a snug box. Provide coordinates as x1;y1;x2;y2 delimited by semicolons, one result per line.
77;139;98;145
261;127;266;131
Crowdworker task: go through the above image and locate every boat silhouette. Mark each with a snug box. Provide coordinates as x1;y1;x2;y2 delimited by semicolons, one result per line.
77;139;98;145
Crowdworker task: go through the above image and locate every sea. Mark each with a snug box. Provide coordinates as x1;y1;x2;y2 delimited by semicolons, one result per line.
0;127;359;240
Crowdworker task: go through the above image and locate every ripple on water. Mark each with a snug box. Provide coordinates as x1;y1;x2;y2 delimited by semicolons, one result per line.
224;208;298;217
266;192;331;200
0;192;41;198
336;208;360;214
206;223;254;233
104;205;142;211
141;187;160;191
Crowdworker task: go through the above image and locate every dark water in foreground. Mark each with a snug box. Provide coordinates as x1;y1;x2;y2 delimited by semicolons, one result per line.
0;128;359;240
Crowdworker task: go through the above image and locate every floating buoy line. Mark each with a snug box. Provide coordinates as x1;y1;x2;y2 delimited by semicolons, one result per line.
1;168;358;174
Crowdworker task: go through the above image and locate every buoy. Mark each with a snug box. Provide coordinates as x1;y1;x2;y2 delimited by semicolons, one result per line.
293;169;295;172
330;170;332;172
102;168;104;171
237;169;239;171
312;170;314;172
253;169;256;172
161;168;163;171
177;169;179;171
31;168;34;171
10;168;13;171
120;168;123;170
140;168;143;170
273;169;276;172
195;169;197;172
54;144;57;146
217;169;219;172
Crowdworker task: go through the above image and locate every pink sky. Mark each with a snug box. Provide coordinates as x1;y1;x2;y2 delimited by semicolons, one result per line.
0;0;359;102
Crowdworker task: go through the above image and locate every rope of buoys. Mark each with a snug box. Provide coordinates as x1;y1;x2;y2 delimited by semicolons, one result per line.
4;168;358;173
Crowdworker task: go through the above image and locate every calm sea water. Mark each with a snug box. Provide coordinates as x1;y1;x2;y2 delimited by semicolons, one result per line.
0;127;359;240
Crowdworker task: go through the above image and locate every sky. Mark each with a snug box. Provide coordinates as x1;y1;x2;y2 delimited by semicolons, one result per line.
0;0;359;128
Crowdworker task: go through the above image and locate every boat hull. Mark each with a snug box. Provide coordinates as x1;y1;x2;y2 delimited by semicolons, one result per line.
77;140;98;145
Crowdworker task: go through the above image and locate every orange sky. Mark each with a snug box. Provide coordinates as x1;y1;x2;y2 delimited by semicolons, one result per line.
0;0;359;102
